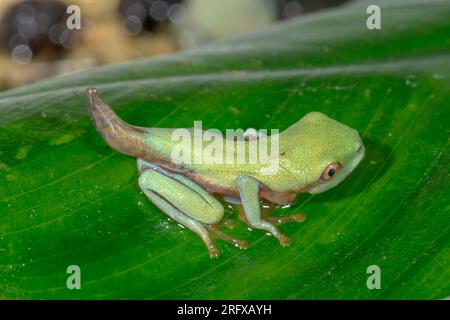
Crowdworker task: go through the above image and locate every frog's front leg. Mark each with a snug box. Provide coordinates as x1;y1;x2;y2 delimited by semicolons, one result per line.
235;176;292;246
137;160;247;258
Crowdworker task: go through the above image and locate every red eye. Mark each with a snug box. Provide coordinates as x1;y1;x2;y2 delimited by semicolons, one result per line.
321;163;342;180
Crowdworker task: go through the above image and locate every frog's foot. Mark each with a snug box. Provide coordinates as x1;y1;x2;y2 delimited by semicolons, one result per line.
264;213;307;226
237;207;291;247
206;243;221;258
205;224;248;250
152;206;221;258
171;216;222;258
167;215;221;258
258;202;307;226
261;213;306;246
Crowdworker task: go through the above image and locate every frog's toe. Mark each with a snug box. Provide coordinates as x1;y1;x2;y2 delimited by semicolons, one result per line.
278;233;292;247
234;239;249;250
208;245;221;258
266;213;307;226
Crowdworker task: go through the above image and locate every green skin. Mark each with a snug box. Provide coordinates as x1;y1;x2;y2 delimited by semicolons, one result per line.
87;88;365;257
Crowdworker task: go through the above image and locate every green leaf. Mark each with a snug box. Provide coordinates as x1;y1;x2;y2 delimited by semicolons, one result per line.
0;0;449;299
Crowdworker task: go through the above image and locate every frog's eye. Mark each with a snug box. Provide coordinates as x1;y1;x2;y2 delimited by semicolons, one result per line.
321;162;342;180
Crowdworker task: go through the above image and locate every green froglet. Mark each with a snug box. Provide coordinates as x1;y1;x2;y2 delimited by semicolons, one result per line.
86;88;365;257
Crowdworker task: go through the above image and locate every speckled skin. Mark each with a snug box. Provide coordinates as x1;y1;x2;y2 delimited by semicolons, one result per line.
86;88;365;257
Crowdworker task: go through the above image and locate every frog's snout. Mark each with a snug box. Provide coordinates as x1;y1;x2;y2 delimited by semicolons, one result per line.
355;141;365;163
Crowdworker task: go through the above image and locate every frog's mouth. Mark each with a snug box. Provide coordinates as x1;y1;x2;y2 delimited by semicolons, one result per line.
307;144;365;194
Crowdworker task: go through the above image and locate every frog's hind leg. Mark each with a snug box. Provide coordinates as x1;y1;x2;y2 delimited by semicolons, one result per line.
138;162;250;257
141;187;221;258
138;168;221;257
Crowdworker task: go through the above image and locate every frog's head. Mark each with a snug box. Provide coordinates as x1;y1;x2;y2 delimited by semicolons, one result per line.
279;112;365;194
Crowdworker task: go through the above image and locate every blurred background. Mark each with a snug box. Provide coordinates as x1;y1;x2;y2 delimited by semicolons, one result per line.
0;0;351;91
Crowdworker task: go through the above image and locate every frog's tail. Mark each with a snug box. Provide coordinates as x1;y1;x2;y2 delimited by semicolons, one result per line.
86;88;155;160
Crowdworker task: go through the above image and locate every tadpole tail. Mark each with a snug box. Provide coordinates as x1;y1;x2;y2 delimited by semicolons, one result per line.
86;88;155;159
